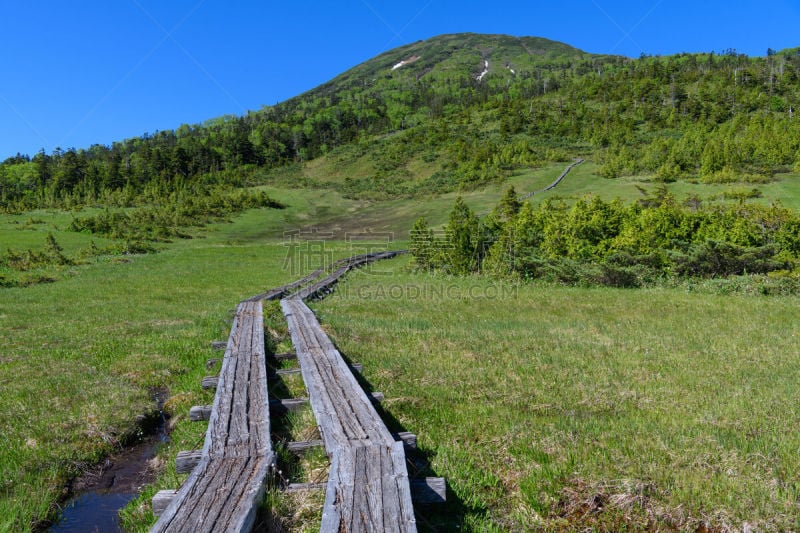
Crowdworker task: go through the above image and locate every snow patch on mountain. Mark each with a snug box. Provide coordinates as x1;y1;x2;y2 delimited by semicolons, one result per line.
391;55;421;71
476;60;489;81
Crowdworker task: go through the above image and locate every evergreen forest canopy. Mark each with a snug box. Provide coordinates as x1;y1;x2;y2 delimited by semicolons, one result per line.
411;185;800;291
2;32;800;286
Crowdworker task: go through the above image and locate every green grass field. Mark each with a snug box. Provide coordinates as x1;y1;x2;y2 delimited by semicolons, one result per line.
0;204;315;530
317;265;800;530
2;162;800;530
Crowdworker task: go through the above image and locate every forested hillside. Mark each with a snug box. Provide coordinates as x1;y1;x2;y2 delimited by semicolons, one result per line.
3;33;800;209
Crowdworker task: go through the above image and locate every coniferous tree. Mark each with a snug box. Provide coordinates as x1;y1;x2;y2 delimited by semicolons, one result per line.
409;217;437;270
445;196;480;275
44;232;69;265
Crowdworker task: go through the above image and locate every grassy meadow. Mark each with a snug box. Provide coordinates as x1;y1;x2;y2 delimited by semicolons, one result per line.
317;264;800;530
0;201;324;531
1;163;799;530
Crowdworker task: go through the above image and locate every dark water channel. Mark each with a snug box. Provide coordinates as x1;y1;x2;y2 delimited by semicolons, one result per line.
49;390;169;532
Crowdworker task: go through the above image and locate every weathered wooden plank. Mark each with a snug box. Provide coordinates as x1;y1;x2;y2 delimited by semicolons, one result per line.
382;442;404;531
390;440;418;523
188;459;247;529
395;431;417;449
201;302;271;459
189;405;213;421
282;298;394;450
152;455;273;532
152;489;177;516
365;445;390;531
320;448;353;532
292;265;349;301
285;482;327;492
202;306;241;457
210;340;227;350
281;296;417;532
244;266;326;302
283;431;414;455
283;478;446;504
152;301;274;532
242;287;287;302
285;439;323;454
410;477;447;504
270;362;362;377
268;397;308;416
349;446;369;532
176;450;203;474
199;304;243;457
201;376;218;389
320;443;416;532
272;367;301;376
219;309;254;456
191;393;386;421
248;316;271;458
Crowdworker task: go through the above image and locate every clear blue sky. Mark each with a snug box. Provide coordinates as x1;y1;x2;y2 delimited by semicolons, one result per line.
1;0;799;160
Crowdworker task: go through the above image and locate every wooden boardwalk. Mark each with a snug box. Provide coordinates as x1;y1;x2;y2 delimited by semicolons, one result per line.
291;251;401;301
152;250;439;532
241;251;401;303
282;297;416;531
520;158;584;200
151;301;273;533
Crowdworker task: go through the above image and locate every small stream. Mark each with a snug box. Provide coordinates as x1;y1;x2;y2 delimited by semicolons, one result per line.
49;390;169;532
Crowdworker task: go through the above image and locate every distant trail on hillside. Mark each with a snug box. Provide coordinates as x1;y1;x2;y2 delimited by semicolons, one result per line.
520;158;584;200
476;159;584;218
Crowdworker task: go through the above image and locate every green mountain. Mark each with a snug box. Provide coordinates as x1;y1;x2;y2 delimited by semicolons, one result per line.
313;32;590;90
2;32;800;208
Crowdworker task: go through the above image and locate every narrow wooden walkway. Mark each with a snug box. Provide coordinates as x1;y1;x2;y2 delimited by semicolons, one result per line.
151;301;273;533
152;250;437;532
290;251;401;301
520;158;585;200
282;297;416;531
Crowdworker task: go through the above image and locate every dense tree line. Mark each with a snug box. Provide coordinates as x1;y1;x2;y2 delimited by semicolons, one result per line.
411;187;800;289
